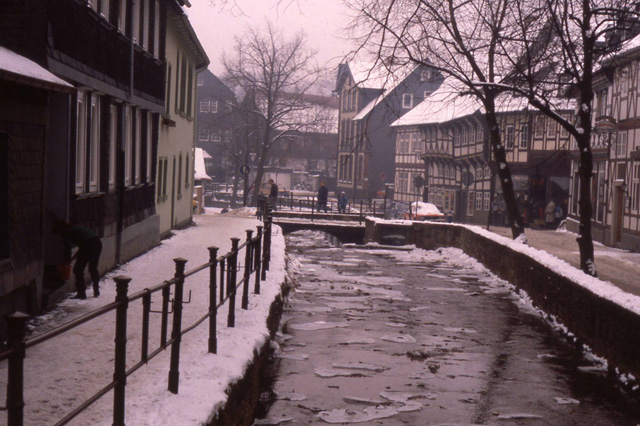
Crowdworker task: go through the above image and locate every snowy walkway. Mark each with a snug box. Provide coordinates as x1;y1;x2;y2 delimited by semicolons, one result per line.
0;212;287;426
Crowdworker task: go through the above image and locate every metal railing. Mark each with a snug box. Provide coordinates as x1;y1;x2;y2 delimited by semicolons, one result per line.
267;195;390;218
0;219;273;426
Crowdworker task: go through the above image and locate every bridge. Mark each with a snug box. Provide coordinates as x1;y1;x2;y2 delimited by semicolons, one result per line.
269;211;369;244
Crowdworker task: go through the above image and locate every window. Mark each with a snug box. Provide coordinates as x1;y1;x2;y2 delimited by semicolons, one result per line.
560;115;570;137
108;105;117;191
118;0;127;33
505;125;515;149
211;100;218;113
157;157;164;201
198;128;209;142
200;100;210;113
547;118;557;138
211;130;221;143
124;105;132;186
1;132;8;259
421;69;433;81
187;64;193;117
596;89;608;117
616;132;628;157
177;153;182;197
75;91;87;194
483;192;491;210
89;94;100;192
141;0;150;49
632;163;640;213
475;191;483;211
135;109;142;184
197;78;204;86
402;93;413;109
146;116;153;183
534;115;545;138
165;64;172;116
519;124;528;149
357;155;364;186
153;1;160;57
132;0;140;43
467;191;475;215
185;154;190;188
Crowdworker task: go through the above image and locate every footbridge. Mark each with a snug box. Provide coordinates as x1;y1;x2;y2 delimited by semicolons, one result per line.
269;211;370;244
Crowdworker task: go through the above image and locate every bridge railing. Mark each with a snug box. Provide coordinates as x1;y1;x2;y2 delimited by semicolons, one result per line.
267;195;390;219
0;220;273;426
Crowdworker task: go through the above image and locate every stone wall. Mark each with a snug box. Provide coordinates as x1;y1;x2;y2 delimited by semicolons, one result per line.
366;218;640;383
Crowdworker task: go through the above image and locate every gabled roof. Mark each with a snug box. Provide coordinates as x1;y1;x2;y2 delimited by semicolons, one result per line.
0;46;73;92
391;78;481;127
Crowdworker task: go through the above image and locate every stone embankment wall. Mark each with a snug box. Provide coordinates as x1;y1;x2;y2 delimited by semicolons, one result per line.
365;219;640;384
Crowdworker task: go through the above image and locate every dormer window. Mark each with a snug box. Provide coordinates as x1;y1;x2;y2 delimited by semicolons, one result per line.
421;69;434;81
402;93;413;109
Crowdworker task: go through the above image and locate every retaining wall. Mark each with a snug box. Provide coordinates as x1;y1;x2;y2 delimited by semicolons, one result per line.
365;218;640;383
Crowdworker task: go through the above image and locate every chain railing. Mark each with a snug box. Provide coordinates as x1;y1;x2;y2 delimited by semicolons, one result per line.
0;219;273;426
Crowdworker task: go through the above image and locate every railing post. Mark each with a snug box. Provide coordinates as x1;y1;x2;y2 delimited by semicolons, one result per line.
227;238;240;327
219;258;226;303
208;246;219;354
141;292;151;362
242;230;253;310
264;217;272;273
161;286;170;346
112;276;131;426
254;226;263;293
6;312;29;426
168;258;187;394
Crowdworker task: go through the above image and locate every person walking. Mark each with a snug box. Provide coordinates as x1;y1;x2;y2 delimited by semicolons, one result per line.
268;179;278;211
53;220;103;299
317;181;329;212
544;200;556;230
338;192;348;214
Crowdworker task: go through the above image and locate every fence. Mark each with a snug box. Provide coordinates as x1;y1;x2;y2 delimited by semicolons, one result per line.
267;195;391;218
0;218;273;426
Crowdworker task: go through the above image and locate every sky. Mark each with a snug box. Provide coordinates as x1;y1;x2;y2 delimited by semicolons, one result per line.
186;0;356;81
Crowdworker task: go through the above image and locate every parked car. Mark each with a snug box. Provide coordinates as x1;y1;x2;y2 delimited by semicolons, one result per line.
403;201;445;221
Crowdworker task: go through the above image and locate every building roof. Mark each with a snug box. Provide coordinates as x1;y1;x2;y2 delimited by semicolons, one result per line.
0;46;73;92
391;78;481;127
194;148;212;180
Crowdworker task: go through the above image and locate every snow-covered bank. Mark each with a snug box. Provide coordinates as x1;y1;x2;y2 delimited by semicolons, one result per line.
0;213;287;426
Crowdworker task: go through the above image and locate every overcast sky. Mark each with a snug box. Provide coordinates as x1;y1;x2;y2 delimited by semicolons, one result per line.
187;0;356;83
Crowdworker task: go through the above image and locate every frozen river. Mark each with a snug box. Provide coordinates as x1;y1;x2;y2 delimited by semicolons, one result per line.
253;230;640;425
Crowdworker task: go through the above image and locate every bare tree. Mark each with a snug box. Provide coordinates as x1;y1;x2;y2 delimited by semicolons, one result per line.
494;0;640;276
222;22;325;204
348;0;527;240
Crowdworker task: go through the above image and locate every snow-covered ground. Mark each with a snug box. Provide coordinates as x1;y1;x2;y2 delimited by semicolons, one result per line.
0;211;286;426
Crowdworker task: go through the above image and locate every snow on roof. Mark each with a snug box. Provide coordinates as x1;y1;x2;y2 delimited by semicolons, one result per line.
194;148;212;180
391;78;481;127
0;46;73;91
352;64;418;121
347;61;389;89
392;78;576;127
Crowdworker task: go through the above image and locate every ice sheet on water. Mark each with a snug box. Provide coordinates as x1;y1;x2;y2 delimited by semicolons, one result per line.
385;322;407;328
288;321;349;331
339;338;377;345
343;396;385;405
408;372;436;380
380;334;417;343
296;306;333;313
275;392;307;401
444;327;478;334
496;413;543;420
314;367;371;378
554;397;580;404
276;353;309;361
422;286;467;292
253;417;294;425
332;362;389;372
317;406;398;424
409;306;430;312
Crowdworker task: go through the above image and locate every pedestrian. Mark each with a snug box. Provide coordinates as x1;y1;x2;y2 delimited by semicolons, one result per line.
268;179;278;211
338;192;348;213
317;181;329;212
544;200;556;230
554;203;563;228
53;219;103;299
256;193;266;220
